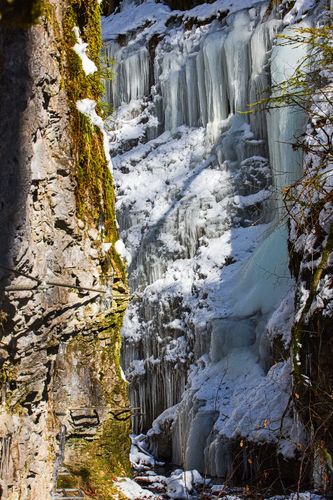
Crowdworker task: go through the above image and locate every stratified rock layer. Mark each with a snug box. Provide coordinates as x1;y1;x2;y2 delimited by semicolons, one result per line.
0;2;129;498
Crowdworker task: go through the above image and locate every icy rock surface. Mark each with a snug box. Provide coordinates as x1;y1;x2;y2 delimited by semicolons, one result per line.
103;0;311;476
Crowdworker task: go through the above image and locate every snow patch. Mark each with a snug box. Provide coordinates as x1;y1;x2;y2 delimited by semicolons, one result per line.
115;239;132;264
116;477;157;499
130;435;164;471
284;0;316;23
72;26;97;75
76;98;114;173
102;0;315;480
267;289;295;348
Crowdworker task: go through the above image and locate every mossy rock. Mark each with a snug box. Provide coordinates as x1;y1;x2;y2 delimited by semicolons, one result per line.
60;325;131;499
62;0;126;282
0;0;44;27
50;1;131;497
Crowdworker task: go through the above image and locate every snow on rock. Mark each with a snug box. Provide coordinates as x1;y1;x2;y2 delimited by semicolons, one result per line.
147;404;179;438
126;468;210;499
267;494;324;500
72;26;97;75
116;477;159;499
102;1;171;42
102;0;275;44
76;98;114;173
166;469;208;499
267;289;295;348
117;472;325;500
76;98;104;128
115;239;132;264
130;434;164;471
107;99;159;147
284;0;317;23
103;0;316;481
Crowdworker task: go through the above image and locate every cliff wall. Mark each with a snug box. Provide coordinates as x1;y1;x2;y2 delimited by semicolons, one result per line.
0;1;129;498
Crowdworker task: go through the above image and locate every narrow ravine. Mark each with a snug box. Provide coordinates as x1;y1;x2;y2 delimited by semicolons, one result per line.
0;0;331;498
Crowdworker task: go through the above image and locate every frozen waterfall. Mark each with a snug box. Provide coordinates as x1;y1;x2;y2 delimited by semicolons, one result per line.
103;0;309;478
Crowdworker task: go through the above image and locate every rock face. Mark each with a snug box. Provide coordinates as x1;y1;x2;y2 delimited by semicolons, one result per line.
286;20;333;488
102;0;122;16
0;1;129;498
163;0;215;10
101;0;214;16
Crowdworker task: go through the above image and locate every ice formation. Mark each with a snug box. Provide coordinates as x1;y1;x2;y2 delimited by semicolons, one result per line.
103;0;314;479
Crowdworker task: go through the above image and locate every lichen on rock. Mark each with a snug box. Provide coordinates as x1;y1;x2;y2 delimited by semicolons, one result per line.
0;0;130;498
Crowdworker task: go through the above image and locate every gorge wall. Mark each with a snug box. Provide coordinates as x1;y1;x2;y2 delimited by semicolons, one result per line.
0;1;129;498
103;0;333;492
0;0;331;497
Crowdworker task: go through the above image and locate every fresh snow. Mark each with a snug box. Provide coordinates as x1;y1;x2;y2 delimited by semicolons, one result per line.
76;98;104;128
102;1;171;41
115;239;132;264
72;26;97;75
103;0;268;43
102;0;310;46
284;0;316;23
267;289;295;348
76;98;114;173
130;434;165;471
116;477;157;499
102;0;319;491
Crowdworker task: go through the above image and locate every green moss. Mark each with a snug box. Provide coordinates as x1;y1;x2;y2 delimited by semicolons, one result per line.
63;1;104;101
62;0;124;279
0;362;14;385
0;0;44;27
67;417;130;499
60;305;131;499
0;363;25;415
52;2;130;496
57;474;78;489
